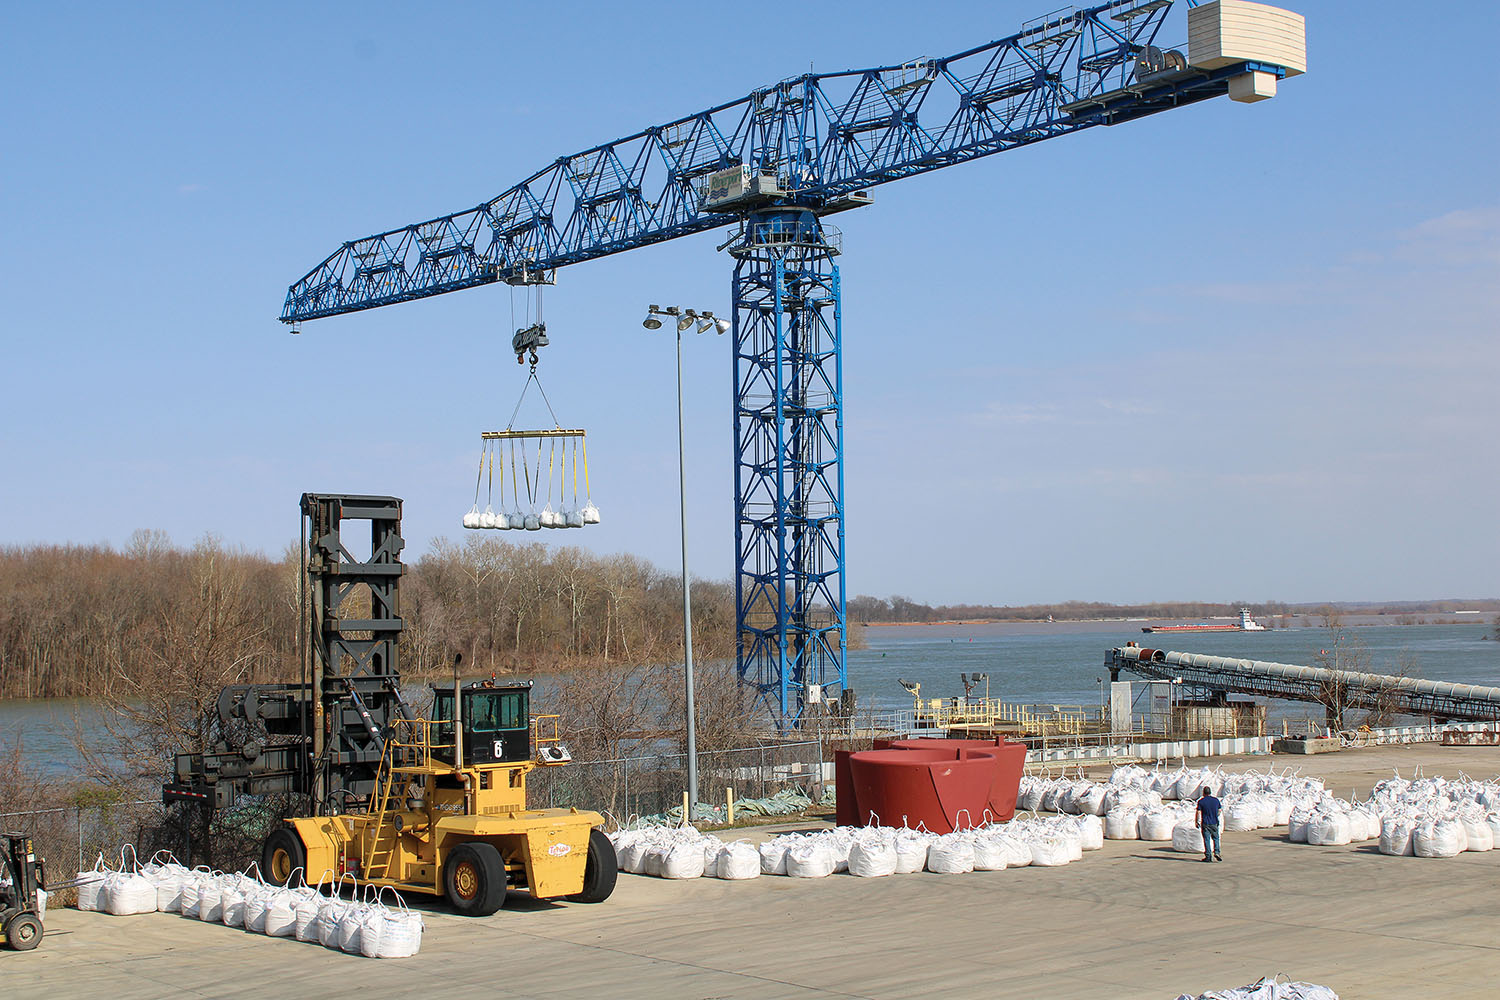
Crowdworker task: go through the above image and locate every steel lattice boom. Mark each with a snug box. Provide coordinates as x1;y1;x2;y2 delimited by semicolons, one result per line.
281;1;1284;324
281;0;1303;726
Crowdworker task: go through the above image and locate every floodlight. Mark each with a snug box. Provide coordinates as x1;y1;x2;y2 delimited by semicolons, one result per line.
677;315;694;332
643;315;662;329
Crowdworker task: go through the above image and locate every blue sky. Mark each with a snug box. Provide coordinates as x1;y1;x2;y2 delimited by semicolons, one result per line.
2;1;1496;605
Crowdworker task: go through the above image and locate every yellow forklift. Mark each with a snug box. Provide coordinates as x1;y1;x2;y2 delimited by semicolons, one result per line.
261;676;615;915
165;494;615;916
0;833;46;950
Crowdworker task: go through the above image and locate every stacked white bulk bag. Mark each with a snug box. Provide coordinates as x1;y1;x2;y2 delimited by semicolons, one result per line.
715;842;761;880
1171;823;1205;855
1074;785;1109;817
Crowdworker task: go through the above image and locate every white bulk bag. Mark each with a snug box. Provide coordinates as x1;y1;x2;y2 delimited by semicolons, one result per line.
618;839;648;875
1073;815;1104;851
1253;796;1278;829
1414;819;1466;858
523;514;542;531
1459;817;1493;853
971;835;1009;872
1076;785;1109;817
1349;808;1380;843
1306;812;1352;847
102;847;157;916
1272;796;1295;826
1016;779;1045;813
197;875;226;923
242;882;273;934
360;893;424;960
847;837;898;878
1139;811;1177;842
220;879;248;927
925;834;975;874
1039;784;1064;813
1287;807;1314;843
74;855;112;912
893;831;930;874
1175;774;1209;802
581;503;601;524
1171;823;1205;855
142;851;190;913
507;512;526;529
293;877;330;942
478;506;495;529
464;505;481;529
661;841;706;879
1379;816;1416;857
1028;836;1072;867
180;869;216;920
1223;800;1262;832
262;877;303;938
701;838;724;875
1486;813;1500;842
316;896;350;948
758;840;791;876
785;840;836;879
1104;808;1142;841
715;842;761;880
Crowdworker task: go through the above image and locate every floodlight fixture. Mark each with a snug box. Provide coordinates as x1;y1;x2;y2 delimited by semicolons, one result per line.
643;314;662;329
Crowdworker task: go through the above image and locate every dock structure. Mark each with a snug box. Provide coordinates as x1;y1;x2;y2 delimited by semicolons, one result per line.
1108;646;1500;723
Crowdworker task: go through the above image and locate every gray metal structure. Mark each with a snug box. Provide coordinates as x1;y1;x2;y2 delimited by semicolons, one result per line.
164;493;412;814
1108;646;1500;723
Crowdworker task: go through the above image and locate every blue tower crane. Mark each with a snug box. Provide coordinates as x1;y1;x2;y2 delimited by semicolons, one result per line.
281;1;1305;727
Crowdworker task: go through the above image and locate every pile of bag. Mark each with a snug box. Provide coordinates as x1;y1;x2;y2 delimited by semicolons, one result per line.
1021;765;1332;844
610;813;1105;882
1285;770;1500;858
1174;976;1339;1000
75;847;425;958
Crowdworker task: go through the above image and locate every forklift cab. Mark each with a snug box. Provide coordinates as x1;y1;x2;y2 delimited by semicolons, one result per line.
432;680;532;765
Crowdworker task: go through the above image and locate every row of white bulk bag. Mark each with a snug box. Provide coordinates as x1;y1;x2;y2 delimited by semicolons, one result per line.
74;847;166;916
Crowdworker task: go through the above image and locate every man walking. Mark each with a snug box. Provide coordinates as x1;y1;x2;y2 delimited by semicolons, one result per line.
1196;785;1223;862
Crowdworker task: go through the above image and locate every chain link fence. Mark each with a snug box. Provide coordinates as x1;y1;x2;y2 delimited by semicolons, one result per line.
528;740;834;823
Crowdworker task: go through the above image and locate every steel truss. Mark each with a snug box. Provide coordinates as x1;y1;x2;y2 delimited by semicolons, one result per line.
732;210;846;726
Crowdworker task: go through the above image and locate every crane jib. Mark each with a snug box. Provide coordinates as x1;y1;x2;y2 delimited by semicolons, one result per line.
279;0;1303;325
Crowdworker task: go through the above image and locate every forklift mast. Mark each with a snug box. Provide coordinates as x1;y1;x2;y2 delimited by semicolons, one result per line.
164;494;412;815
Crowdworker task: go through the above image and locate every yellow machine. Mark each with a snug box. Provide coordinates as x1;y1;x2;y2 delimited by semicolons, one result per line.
262;679;615;916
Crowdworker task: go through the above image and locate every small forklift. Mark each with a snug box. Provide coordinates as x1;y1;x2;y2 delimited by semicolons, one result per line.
0;833;46;951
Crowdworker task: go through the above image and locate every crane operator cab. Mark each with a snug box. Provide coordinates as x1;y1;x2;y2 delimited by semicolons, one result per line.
431;679;534;766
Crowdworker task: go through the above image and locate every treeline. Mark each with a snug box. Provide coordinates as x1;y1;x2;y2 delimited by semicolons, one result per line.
0;532;734;700
846;596;1500;624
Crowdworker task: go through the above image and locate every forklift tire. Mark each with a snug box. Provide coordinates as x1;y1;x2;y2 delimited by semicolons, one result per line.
263;827;307;886
568;827;618;903
443;842;507;917
6;912;42;951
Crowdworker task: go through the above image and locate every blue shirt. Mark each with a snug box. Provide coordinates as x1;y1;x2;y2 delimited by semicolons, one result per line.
1197;795;1222;827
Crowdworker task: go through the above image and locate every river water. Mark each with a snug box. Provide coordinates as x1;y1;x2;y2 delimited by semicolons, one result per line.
4;620;1495;775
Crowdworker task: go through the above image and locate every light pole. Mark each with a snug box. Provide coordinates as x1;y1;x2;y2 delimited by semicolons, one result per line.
642;304;729;817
